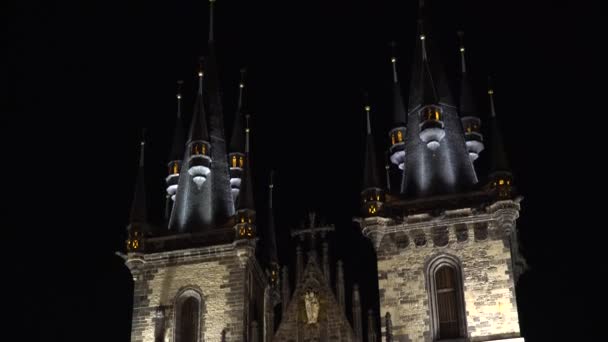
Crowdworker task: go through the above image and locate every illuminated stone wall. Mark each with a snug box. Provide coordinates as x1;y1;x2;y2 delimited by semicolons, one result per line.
127;243;264;342
361;200;524;342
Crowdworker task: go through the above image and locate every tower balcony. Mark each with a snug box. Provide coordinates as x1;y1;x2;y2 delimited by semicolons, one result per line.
388;126;406;170
419;105;445;151
187;140;211;188
228;152;245;200
461;117;484;162
166;160;182;200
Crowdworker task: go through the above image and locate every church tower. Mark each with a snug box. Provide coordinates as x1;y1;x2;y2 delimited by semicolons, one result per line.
123;1;281;341
355;1;526;341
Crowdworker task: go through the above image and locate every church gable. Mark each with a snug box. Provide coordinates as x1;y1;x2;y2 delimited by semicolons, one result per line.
273;258;355;342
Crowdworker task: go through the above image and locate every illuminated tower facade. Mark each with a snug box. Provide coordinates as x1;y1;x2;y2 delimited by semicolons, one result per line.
123;2;280;341
355;2;526;341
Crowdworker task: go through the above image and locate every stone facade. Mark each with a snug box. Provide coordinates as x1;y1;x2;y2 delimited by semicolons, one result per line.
126;241;267;342
359;199;524;342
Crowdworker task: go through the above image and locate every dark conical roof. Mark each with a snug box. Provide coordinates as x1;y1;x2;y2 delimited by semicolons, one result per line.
488;88;510;173
169;81;186;161
267;171;279;264
363;105;381;190
188;65;210;143
130;140;147;225
229;69;246;153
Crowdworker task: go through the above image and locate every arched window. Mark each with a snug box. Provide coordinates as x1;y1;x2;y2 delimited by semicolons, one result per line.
426;255;467;341
436;266;459;338
180;297;198;342
175;289;204;342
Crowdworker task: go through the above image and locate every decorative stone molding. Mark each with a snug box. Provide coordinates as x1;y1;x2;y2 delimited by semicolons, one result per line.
234;239;257;268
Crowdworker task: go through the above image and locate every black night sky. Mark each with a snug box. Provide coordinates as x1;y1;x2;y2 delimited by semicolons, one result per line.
5;1;599;341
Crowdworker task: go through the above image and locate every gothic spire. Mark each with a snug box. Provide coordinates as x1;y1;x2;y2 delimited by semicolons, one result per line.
130;135;147;225
390;42;407;126
267;171;279;265
236;115;255;211
458;31;476;117
169;80;186;161
127;133;147;253
488;80;509;173
363;95;381;190
188;60;210;143
407;0;453;111
230;68;247;153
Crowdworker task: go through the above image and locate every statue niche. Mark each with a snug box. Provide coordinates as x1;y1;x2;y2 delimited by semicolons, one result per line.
304;288;319;324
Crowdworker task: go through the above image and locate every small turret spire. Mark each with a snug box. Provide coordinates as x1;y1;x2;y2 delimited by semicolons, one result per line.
238;68;246;110
127;132;147;253
362;93;384;216
176;80;183;118
245;114;250;153
488;78;497;118
188;59;210;143
364;92;372;135
234;113;256;239
458;30;466;74
230;69;247;152
228;69;248;202
457;30;477;117
486;78;512;197
197;59;204;95
267;171;279;266
457;31;485;163
387;41;408;171
166;81;187;204
390;41;398;84
487;78;508;170
138;134;145;167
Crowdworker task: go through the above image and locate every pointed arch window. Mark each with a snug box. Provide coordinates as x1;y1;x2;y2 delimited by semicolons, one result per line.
175;289;204;342
427;255;467;341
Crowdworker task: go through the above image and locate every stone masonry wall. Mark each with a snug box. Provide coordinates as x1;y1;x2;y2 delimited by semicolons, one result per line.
128;244;247;342
375;217;521;342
